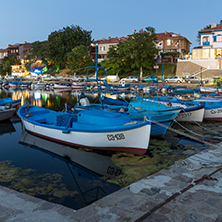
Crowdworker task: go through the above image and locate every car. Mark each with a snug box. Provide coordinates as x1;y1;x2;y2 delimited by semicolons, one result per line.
4;75;15;81
102;75;120;82
185;76;208;84
120;76;140;83
165;76;183;83
142;75;158;82
71;75;86;82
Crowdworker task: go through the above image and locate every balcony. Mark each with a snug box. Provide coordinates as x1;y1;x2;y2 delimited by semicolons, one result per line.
203;42;210;46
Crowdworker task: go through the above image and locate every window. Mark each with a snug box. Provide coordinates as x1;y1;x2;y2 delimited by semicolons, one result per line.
217;35;222;42
167;39;171;46
203;36;209;42
100;46;105;51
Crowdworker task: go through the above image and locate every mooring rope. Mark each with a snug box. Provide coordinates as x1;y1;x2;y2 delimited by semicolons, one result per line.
144;117;222;150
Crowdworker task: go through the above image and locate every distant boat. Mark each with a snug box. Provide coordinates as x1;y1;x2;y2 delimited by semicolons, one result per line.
19;82;32;89
0;105;16;121
8;81;20;88
30;81;46;89
109;83;131;92
71;82;86;90
53;82;71;90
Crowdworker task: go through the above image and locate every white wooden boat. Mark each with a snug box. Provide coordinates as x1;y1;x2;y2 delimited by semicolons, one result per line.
71;82;86;90
0;105;16;121
53;82;71;89
18;104;151;155
0;98;21;108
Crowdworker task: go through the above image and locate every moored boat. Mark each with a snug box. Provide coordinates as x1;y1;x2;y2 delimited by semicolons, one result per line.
71;82;86;90
0;98;21;108
0;105;16;121
53;82;71;90
18;104;151;155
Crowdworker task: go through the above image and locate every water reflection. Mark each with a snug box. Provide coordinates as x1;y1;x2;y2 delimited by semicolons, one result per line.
18;130;121;209
0;120;16;135
0;88;135;111
20;131;123;178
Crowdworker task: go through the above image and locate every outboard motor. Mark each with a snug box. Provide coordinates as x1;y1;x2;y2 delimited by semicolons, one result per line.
80;97;90;106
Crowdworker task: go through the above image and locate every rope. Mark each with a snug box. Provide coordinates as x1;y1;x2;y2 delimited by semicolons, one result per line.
173;119;206;138
144;117;222;150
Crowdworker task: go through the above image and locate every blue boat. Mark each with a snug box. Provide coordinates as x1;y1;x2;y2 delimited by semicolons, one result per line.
0;98;21;108
149;95;205;123
166;85;199;95
18;103;151;155
99;96;179;138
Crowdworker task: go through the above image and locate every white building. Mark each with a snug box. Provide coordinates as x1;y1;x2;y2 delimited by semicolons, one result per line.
192;23;222;60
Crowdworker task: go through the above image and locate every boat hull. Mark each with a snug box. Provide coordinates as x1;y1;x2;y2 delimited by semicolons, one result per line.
18;105;151;155
175;105;205;123
204;107;222;121
21;119;150;155
0;107;16;121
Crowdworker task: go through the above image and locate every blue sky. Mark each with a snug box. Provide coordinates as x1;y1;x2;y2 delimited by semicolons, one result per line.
0;0;222;51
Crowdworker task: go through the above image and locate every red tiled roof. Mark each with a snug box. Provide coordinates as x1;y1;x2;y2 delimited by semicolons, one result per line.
200;25;222;32
0;49;8;53
94;37;127;44
157;32;184;40
7;44;19;49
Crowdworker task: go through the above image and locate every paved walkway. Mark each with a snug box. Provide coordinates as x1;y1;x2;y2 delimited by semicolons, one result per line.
1;145;222;222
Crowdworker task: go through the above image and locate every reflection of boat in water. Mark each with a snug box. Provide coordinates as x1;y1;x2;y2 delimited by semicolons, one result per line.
19;131;122;178
0;120;16;135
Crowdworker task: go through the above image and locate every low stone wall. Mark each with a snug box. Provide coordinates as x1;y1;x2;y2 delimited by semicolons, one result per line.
176;61;222;79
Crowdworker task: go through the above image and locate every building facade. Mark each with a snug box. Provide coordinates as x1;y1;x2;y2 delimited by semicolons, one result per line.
91;37;127;62
156;32;191;62
192;23;222;60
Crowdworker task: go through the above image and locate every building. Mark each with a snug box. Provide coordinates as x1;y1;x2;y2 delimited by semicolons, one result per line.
91;37;127;62
0;42;32;64
192;23;222;60
92;32;191;64
0;49;8;62
156;32;191;63
19;42;32;61
176;23;222;79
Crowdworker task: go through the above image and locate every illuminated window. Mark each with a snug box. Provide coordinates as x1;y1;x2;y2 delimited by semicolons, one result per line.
167;40;171;46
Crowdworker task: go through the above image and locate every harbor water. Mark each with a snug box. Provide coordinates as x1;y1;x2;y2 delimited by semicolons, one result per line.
0;87;220;211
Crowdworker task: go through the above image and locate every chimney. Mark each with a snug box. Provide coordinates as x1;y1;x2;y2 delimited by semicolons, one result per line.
211;23;217;28
108;37;111;40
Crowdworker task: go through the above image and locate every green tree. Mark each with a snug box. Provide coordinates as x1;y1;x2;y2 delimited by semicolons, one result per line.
66;45;94;73
1;56;21;75
106;27;159;78
28;41;49;61
48;25;93;69
103;44;133;75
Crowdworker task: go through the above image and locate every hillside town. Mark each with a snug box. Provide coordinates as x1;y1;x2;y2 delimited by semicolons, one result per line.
0;22;222;83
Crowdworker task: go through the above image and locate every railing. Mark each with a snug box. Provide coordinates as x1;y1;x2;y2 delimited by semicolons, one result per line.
203;42;210;46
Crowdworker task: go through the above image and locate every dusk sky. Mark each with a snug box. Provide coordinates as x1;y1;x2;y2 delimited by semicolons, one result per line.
1;0;221;51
